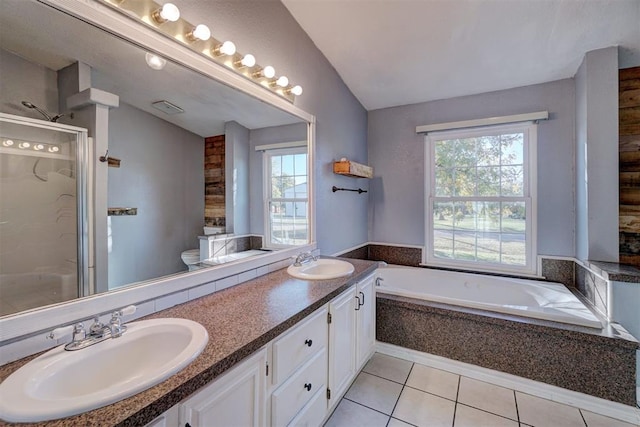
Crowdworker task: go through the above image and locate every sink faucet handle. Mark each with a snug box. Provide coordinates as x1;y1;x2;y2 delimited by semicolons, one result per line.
48;324;75;340
119;305;136;317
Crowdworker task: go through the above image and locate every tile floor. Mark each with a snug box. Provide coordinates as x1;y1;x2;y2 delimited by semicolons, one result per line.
324;353;637;427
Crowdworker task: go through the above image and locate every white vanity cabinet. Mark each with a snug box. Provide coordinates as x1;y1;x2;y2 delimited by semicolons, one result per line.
178;348;268;427
327;272;376;410
327;286;357;405
144;270;377;427
355;273;376;369
271;307;328;427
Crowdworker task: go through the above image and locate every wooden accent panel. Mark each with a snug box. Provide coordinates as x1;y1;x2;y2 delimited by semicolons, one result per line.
204;135;225;227
619;89;640;108
620;106;640;123
619;67;640;265
619;134;640;152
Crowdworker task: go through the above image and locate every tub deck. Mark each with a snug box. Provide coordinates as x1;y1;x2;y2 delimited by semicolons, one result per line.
376;293;638;406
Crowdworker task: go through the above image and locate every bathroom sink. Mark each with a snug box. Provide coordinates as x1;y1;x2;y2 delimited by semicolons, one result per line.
0;318;208;422
287;258;355;280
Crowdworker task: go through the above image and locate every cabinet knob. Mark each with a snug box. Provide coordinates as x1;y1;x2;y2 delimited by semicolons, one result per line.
304;383;312;391
304;339;313;347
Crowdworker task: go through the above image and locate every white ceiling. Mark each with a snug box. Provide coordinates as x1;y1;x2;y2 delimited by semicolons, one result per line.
282;0;640;111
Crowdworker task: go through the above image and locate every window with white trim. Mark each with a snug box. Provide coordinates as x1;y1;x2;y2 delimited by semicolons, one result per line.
263;147;309;247
425;123;537;274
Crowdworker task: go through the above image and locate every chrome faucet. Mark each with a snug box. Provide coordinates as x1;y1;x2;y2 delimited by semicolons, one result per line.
292;250;320;267
49;305;136;351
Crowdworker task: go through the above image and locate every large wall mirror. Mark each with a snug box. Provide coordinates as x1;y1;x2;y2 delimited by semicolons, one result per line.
0;0;314;325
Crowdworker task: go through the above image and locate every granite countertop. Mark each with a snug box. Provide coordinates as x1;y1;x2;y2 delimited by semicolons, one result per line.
587;260;640;284
0;258;380;427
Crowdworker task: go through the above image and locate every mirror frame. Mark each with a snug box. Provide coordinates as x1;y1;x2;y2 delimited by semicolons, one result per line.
0;0;316;343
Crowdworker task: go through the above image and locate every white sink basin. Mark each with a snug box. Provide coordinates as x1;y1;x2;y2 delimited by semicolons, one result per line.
287;259;355;280
0;318;208;423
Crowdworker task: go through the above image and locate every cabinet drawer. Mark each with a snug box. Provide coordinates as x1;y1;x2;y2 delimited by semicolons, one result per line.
272;306;328;385
287;386;327;427
272;349;327;427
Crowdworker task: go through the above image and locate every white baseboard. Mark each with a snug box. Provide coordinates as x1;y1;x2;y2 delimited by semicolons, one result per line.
376;342;640;425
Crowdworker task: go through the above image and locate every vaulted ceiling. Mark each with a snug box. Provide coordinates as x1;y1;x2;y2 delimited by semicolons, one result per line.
282;0;640;110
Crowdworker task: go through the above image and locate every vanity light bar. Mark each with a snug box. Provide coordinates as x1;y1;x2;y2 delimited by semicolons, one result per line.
103;0;303;102
1;139;61;154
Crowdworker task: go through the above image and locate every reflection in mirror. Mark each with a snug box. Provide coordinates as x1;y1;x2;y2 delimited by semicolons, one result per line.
0;0;310;317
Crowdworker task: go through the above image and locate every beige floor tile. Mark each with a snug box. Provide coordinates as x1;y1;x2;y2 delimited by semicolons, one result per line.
387;418;415;427
406;363;460;400
457;377;517;420
393;387;456;427
516;392;586;427
345;372;403;415
362;353;413;384
324;399;389;427
581;410;638;427
454;404;519;427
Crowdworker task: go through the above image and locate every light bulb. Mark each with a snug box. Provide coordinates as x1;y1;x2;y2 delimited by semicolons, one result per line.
2;139;14;147
19;142;31;149
276;76;289;87
145;52;167;70
48;146;60;153
234;54;256;68
34;144;44;151
186;24;211;42
288;85;303;96
152;3;180;24
263;66;275;78
213;41;236;56
252;65;275;79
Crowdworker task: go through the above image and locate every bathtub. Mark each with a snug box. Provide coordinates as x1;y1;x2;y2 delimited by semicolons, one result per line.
376;266;603;329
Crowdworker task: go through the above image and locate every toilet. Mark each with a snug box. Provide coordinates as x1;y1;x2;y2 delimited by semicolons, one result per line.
180;249;200;271
181;226;224;270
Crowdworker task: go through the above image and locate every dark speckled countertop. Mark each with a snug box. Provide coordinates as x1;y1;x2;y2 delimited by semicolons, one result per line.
587;260;640;284
0;258;380;427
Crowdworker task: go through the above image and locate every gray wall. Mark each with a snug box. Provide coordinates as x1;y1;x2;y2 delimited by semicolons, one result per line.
574;47;619;262
107;102;204;289
225;121;250;235
249;123;308;237
177;1;369;255
368;79;576;258
0;49;58;118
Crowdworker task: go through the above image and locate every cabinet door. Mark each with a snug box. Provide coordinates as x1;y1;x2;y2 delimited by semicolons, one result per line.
180;348;267;427
356;274;376;370
327;286;357;409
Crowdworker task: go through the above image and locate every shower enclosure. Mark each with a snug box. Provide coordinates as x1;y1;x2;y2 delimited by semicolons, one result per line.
0;113;89;316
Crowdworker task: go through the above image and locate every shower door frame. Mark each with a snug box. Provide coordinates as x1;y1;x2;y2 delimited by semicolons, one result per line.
0;112;91;300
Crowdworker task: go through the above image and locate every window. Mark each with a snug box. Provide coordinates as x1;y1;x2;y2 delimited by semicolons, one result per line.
425;123;537;274
264;147;309;247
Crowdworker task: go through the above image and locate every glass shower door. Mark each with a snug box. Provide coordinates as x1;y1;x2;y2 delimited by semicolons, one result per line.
0;114;88;316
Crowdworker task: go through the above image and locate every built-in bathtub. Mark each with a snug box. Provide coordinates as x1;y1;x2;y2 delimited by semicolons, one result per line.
376;265;603;329
375;265;638;405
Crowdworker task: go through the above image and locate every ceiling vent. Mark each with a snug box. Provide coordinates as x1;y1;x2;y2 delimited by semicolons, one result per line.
151;100;184;115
